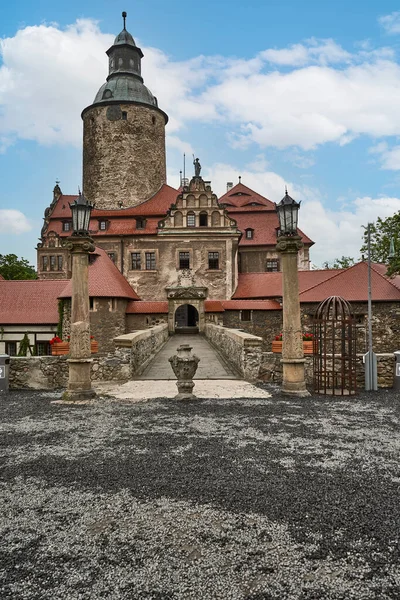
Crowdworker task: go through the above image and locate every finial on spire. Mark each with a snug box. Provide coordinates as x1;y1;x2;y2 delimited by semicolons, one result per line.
239;175;241;183
122;11;127;29
285;185;288;195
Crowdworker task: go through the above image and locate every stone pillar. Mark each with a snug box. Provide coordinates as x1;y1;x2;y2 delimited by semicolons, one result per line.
63;236;96;401
276;235;310;397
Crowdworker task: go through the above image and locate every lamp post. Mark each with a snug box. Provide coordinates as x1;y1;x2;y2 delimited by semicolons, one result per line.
62;191;96;401
275;190;310;396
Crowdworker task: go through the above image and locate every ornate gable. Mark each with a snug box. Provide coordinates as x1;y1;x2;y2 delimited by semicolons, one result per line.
158;176;238;233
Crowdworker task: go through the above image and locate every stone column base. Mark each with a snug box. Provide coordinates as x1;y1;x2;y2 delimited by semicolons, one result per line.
281;357;310;397
63;358;96;402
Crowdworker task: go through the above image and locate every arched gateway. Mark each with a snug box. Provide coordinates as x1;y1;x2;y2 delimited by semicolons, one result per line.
166;286;207;334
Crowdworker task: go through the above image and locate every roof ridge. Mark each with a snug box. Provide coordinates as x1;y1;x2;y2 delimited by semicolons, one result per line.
298;267;347;296
369;261;400;293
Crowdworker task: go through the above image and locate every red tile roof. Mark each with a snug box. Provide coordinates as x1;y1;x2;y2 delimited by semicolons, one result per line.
233;270;345;299
49;185;178;220
126;301;168;314
222;300;281;310
231;211;313;247
299;261;400;302
59;247;139;300
219;183;275;209
0;280;67;324
205;300;224;312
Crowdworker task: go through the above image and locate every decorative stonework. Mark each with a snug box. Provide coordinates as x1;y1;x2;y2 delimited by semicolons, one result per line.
168;344;200;400
166;286;207;333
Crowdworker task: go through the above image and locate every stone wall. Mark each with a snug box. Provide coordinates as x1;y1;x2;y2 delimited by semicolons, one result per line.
114;323;169;376
205;323;263;381
9;324;168;390
126;314;167;332
62;298;128;354
259;351;396;389
82;104;167;209
222;310;282;351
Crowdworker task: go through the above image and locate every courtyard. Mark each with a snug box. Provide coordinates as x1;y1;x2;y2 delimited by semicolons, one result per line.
0;388;400;599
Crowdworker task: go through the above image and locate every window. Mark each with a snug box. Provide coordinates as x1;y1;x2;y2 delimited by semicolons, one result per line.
107;252;116;264
187;212;195;227
266;259;279;272
199;212;208;227
99;221;107;231
122;111;127;120
179;252;190;269
42;256;48;270
50;256;56;271
5;342;17;356
245;229;254;239
62;222;71;232
36;342;51;356
145;252;156;270
136;218;146;230
208;252;219;270
57;256;63;271
131;252;141;270
89;298;94;310
241;310;252;322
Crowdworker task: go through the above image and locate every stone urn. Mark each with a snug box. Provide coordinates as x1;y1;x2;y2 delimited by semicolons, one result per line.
168;344;200;400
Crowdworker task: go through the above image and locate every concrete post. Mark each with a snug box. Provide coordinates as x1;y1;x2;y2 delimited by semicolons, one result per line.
63;236;96;401
276;235;310;397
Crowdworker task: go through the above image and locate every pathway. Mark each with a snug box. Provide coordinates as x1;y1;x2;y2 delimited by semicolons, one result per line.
139;334;238;380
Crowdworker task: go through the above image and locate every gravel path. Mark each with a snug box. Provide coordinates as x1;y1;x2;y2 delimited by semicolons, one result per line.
1;388;400;599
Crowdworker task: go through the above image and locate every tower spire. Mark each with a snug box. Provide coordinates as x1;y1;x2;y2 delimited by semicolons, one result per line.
122;11;127;30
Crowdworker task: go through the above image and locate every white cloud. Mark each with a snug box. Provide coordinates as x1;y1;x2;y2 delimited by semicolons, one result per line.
0;210;32;234
2;20;400;154
368;142;400;170
261;38;351;67
379;12;400;34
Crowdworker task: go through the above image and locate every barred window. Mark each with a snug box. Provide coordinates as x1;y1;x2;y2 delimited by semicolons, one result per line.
57;256;63;271
187;212;195;227
179;252;190;269
208;252;219;270
36;342;51;356
266;259;279;272
131;252;141;270
42;256;48;270
145;252;156;270
50;256;56;271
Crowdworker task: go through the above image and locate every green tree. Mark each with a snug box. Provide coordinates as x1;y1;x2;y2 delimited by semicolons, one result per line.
360;213;400;276
0;254;37;280
322;256;356;269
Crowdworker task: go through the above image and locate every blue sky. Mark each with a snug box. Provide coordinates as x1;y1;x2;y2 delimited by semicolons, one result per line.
2;1;400;266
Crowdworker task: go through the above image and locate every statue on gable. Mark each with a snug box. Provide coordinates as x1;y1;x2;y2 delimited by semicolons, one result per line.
193;156;201;178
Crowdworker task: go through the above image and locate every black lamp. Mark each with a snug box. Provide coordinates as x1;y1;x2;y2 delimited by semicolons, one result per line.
69;191;95;235
276;189;300;236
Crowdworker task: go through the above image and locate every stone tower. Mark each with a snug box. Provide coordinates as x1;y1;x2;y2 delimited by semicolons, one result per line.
82;12;168;209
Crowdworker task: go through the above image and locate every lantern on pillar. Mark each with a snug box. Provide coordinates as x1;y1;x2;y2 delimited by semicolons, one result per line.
69;191;95;236
275;189;300;236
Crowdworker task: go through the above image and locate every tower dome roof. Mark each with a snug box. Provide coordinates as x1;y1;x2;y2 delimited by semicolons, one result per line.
113;28;136;47
93;76;158;107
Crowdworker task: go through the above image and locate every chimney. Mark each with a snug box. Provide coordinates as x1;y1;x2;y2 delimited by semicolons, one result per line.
226;182;233;192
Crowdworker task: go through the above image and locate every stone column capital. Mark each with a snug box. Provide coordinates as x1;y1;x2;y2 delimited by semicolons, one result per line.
276;234;303;254
64;235;95;254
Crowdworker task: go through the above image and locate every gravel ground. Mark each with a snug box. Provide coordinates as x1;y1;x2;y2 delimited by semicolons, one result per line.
1;387;400;599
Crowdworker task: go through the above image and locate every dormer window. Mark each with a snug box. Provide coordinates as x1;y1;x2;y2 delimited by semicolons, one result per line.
99;220;108;231
62;221;72;232
136;218;146;230
245;228;254;239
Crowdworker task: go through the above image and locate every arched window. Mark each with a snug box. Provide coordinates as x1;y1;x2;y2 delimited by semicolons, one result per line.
174;211;183;227
186;195;195;208
199;212;208;227
199;194;208;207
211;211;220;227
187;212;196;227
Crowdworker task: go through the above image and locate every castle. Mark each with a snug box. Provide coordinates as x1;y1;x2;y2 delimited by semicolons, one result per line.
35;13;313;340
